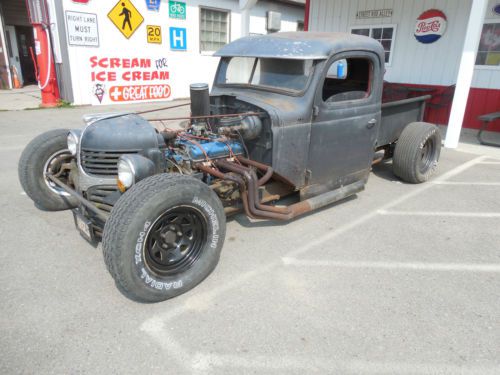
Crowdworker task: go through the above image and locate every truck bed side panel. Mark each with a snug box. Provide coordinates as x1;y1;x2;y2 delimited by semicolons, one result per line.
378;96;430;146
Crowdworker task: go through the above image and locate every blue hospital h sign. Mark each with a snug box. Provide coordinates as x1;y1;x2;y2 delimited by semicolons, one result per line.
169;27;186;50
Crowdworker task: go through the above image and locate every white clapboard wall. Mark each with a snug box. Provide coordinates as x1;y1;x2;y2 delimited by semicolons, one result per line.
308;0;500;90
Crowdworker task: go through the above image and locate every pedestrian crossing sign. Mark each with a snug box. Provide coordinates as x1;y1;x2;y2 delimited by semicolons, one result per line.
108;0;144;39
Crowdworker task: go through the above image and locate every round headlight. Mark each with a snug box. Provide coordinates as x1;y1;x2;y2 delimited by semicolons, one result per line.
117;155;156;191
67;130;80;156
118;158;135;188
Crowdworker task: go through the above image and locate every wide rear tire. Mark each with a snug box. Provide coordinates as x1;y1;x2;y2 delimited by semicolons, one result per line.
18;129;78;211
393;122;441;183
102;174;226;303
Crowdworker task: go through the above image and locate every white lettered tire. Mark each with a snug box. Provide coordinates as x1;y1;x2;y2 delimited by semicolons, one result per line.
102;174;226;303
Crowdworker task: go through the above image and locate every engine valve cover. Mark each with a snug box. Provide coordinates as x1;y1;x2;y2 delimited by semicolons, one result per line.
177;138;244;161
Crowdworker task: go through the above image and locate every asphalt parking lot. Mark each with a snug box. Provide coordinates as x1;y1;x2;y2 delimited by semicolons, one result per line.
1;104;499;374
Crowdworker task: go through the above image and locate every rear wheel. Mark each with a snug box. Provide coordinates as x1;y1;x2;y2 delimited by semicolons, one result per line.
18;129;78;210
102;174;226;303
393;122;441;183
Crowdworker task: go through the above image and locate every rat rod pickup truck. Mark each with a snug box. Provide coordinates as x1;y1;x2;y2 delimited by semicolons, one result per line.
19;32;441;303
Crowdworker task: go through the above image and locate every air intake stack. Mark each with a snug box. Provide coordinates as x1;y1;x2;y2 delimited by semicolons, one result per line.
189;83;210;124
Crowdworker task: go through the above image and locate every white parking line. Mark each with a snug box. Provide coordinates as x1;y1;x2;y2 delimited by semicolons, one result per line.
191;352;500;374
286;155;488;260
477;161;500;165
140;316;192;372
433;181;500;186
378;209;500;218
282;257;500;272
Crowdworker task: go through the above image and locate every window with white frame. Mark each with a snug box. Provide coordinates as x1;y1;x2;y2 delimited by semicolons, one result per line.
475;21;500;66
199;7;230;53
350;25;396;65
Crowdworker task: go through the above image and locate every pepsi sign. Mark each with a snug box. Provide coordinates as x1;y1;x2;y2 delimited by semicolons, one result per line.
414;9;447;44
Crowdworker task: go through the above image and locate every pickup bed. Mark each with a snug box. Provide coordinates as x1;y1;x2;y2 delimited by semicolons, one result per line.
380;95;430;145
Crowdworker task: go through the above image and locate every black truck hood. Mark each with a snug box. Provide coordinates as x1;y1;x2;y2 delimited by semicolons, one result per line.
80;113;161;151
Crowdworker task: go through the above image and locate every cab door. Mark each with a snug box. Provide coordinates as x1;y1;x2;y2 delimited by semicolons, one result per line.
303;51;382;198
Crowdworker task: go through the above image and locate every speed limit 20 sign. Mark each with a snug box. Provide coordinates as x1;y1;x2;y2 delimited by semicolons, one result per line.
147;25;162;44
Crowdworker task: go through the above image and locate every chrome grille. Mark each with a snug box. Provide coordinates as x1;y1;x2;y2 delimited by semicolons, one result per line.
80;148;139;176
86;185;119;213
84;185;121;238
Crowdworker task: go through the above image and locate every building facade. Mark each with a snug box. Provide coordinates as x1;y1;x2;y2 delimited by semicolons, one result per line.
0;0;304;105
306;0;500;132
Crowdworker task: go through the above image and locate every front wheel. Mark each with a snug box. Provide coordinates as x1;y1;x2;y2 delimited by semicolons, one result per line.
102;174;226;303
18;129;78;211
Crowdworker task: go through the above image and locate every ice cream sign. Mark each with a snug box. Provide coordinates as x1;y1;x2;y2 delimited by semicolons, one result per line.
89;56;171;104
414;9;447;44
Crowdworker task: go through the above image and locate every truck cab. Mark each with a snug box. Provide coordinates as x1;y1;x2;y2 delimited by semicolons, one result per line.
212;32;392;198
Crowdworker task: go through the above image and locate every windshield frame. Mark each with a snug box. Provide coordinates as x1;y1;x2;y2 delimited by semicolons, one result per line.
214;56;317;97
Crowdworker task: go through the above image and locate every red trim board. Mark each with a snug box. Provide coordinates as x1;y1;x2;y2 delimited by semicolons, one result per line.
384;83;500;132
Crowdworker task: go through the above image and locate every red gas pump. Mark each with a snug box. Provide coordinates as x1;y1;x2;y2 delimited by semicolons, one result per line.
25;0;60;107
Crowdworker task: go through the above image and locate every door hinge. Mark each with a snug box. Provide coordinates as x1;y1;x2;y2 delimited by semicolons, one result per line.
305;169;312;184
312;105;319;118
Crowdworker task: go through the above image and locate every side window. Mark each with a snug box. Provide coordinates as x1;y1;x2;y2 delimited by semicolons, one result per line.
322;57;372;103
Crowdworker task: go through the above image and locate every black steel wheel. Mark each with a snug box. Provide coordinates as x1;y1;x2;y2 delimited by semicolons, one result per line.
102;174;226;303
418;136;436;175
18;129;78;211
144;206;207;276
393;122;441;183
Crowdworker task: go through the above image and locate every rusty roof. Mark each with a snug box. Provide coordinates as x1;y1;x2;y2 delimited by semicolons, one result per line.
214;32;384;60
